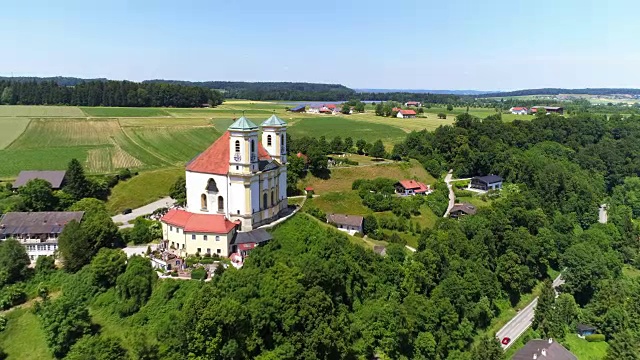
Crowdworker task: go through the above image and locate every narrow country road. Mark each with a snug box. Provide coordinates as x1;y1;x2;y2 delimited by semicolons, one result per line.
443;171;455;217
599;204;608;224
496;274;565;349
111;196;175;228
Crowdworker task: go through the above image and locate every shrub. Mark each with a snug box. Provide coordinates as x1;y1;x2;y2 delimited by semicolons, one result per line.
169;272;178;277
191;268;207;280
353;232;364;238
437;113;447;119
0;314;6;332
585;334;605;342
306;207;326;222
0;284;27;310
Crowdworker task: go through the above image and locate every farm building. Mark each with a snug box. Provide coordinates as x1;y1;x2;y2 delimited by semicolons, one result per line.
161;115;289;259
327;214;363;235
395;180;431;196
12;170;67;190
449;203;477;218
512;339;576;360
0;211;84;262
531;106;564;115
288;105;306;112
397;110;417;118
405;101;422;107
470;175;503;191
509;107;528;115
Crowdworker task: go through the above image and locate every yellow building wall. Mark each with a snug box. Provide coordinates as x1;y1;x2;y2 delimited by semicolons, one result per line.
162;222;233;257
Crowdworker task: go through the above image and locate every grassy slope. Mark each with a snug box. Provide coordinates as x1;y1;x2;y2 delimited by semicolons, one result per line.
561;335;608;360
0;308;53;360
0;147;91;178
0;117;30;149
106;167;183;214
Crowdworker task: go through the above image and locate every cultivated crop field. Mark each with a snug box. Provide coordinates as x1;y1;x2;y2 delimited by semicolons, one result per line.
0;101;516;180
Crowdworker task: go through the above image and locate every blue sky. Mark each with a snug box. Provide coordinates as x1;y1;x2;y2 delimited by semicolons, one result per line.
1;0;639;90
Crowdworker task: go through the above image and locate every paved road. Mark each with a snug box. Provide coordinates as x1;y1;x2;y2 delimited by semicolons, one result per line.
443;171;455;217
496;274;565;349
111;197;174;227
599;204;608;224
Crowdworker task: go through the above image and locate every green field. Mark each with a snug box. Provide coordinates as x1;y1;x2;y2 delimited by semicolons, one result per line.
0;308;53;360
0;117;30;149
106;167;183;214
562;334;608;360
81;107;171;117
0;102;527;179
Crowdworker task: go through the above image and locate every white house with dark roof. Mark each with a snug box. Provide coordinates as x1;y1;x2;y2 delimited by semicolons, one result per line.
0;211;84;262
327;214;363;235
161;115;288;258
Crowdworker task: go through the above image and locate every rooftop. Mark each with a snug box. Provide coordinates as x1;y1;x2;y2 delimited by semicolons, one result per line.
13;170;67;189
398;179;430;192
232;228;273;245
399;109;417;115
261;114;288;127
512;339;576;360
228;116;259;131
0;211;84;236
473;174;503;184
450;203;477;215
327;214;363;227
161;209;236;234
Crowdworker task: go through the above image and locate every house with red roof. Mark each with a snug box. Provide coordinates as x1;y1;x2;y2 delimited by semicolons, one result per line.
395;180;432;196
405;101;422;107
509;106;528;115
397;109;417;119
161;115;289;257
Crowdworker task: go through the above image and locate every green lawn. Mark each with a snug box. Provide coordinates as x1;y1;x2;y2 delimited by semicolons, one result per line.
310;191;370;215
622;265;640;279
81;107;171;117
561;334;608;360
0;308;53;360
288;116;408;144
0;117;30;149
106;167;183;214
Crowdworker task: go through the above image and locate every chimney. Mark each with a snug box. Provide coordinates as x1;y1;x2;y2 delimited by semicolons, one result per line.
533;354;537;360
541;349;547;357
548;338;553;344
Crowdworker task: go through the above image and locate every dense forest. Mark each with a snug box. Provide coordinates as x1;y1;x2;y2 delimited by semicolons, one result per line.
0;80;224;107
0;76;108;86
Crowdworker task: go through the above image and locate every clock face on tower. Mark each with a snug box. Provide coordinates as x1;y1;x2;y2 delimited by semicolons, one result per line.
234;153;241;162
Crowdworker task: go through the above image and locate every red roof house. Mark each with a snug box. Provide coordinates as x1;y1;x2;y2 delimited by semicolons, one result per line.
397;109;417;118
396;180;431;195
325;104;337;109
161;208;237;234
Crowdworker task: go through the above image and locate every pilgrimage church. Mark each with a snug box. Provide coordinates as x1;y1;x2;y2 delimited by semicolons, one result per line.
160;115;288;257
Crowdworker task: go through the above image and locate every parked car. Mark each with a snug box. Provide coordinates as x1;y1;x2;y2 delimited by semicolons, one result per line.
501;337;511;345
122;208;132;215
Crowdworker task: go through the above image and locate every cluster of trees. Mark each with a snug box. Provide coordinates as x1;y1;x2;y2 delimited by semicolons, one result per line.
353;178;423;218
0;80;223;107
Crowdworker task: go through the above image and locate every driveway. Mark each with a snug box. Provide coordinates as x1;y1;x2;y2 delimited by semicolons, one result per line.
443;171;455;217
111;196;174;227
496;274;565;349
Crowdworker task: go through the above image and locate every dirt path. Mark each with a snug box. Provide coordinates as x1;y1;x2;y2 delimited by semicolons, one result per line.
443;171;455;217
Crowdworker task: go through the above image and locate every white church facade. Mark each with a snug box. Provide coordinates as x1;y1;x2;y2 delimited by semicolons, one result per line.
161;115;288;257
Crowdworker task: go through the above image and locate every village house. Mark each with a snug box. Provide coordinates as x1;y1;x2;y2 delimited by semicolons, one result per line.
449;203;477;218
161;115;288;258
395;180;431;196
512;339;576;360
0;211;84;262
470;175;503;191
509;106;528;115
12;170;67;190
531;106;564;115
327;214;363;235
405;101;422;107
397;109;417;119
288;105;306;113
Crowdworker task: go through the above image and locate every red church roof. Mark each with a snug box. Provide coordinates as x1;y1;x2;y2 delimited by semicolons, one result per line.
398;179;430;193
161;208;237;233
186;131;273;175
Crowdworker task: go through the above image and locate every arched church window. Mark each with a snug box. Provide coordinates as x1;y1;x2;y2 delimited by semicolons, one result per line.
201;194;207;210
218;196;224;211
235;140;240;153
281;134;285;147
271;191;274;206
267;135;272;146
206;178;218;192
263;193;268;209
251;140;255;153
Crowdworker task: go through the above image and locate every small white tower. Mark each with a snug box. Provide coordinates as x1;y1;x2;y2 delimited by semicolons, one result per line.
260;114;287;164
228;116;259;174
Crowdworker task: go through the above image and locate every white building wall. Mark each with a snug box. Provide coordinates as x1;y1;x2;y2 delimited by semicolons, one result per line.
397;112;404;118
185;171;229;215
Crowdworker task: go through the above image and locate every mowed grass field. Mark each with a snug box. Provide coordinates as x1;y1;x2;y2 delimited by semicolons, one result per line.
0;117;31;149
106;167;183;214
0;308;53;360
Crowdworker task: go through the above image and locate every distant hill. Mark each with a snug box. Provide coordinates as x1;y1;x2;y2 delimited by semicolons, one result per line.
0;76;108;86
479;88;640;97
356;88;489;96
143;80;353;93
